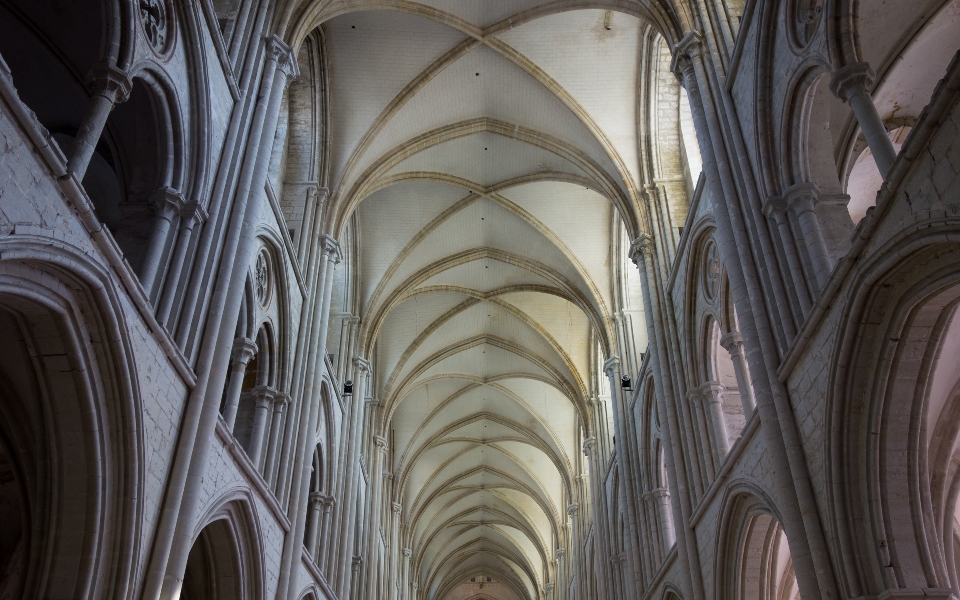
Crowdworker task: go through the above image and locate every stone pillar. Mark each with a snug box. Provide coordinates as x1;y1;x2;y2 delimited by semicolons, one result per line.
701;381;730;460
554;549;564;600
245;385;275;468
602;357;642;599
762;198;812;317
830;62;899;179
305;491;324;559
412;580;418;600
140;187;185;299
336;357;372;599
317;496;335;570
365;435;389;595
156;201;207;327
402;548;412;600
545;581;555;599
264;391;289;484
222;337;257;431
685;387;715;479
566;504;579;600
351;555;363;599
68;63;132;179
648;487;674;556
390;503;402;600
719;331;755;416
582;437;613;600
785;183;834;292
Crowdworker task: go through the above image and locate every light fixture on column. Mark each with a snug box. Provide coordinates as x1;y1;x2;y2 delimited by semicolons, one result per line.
344;380;353;397
621;375;632;391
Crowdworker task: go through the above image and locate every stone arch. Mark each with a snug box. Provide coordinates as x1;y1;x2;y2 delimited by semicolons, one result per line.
183;491;265;600
715;484;798;600
0;238;144;598
829;234;960;596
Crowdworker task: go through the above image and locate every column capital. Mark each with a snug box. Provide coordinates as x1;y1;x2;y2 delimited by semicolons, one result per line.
245;385;277;406
670;31;703;81
700;381;725;401
403;548;412;558
148;186;185;220
602;356;620;378
567;503;579;516
628;232;654;265
685;387;703;403
762;196;787;219
555;548;565;559
231;337;259;364
582;437;597;457
322;234;343;263
644;487;671;500
273;391;291;407
265;34;293;64
829;62;875;103
315;186;330;205
180;201;208;225
309;491;325;506
85;63;133;103
783;181;821;216
323;495;337;509
392;502;403;515
545;582;555;592
354;356;372;375
375;435;388;452
719;331;743;353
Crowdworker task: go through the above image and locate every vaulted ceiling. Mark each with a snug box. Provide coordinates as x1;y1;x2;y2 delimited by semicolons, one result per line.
308;3;662;598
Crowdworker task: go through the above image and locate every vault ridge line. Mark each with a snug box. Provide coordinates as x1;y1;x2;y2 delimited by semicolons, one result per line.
364;246;603;358
387;333;581;416
408;486;550;560
334;118;630;236
397;409;573;506
380;293;587;408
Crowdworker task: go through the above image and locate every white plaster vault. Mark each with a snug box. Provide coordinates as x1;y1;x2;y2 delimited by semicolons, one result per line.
0;1;959;600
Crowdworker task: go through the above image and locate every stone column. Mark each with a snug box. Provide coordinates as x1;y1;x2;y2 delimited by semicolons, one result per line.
365;435;389;595
545;581;555;599
317;496;335;570
351;555;364;599
246;385;275;468
402;548;412;600
222;337;257;431
785;182;833;292
648;487;674;556
390;503;402;600
719;331;755;416
554;549;564;600
582;437;613;600
762;198;812;316
264;391;289;484
685;387;715;479
412;580;419;600
336;357;372;599
156;201;208;327
566;504;579;600
68;63;132;179
140;187;185;299
602;357;642;599
830;62;899;179
701;381;730;460
305;491;324;559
